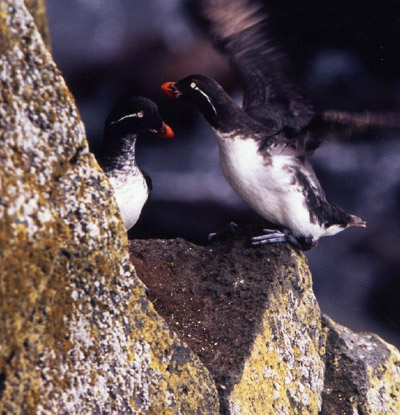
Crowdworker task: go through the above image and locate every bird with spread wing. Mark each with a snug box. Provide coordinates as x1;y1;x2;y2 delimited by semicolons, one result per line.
162;0;400;250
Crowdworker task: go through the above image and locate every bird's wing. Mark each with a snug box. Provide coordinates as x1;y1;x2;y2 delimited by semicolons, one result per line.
192;0;314;132
140;168;153;194
305;110;400;152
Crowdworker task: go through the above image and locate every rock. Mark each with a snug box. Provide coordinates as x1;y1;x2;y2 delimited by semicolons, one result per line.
321;315;400;415
24;0;50;47
0;1;219;414
129;226;325;415
2;2;398;414
130;226;400;415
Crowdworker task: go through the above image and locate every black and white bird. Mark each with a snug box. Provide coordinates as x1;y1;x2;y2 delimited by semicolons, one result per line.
162;0;400;250
98;97;174;230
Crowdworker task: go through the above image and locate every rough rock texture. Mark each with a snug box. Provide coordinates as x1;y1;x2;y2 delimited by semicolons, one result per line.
130;226;326;415
24;0;50;47
130;227;400;415
321;315;400;415
2;2;398;415
0;1;219;414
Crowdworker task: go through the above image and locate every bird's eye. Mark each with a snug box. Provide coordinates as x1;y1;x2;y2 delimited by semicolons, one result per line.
190;82;197;89
137;111;144;118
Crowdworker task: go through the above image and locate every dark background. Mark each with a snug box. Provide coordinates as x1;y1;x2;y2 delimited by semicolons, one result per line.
46;0;400;346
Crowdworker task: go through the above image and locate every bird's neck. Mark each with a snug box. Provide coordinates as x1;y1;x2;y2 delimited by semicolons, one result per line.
199;93;250;134
99;134;139;173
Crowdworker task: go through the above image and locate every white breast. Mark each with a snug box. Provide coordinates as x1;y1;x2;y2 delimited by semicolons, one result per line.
214;132;325;239
108;171;148;230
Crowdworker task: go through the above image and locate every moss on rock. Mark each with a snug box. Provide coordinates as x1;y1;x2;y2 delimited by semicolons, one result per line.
0;1;219;413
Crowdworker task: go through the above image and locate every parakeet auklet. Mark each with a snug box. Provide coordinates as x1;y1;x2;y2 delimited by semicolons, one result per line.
98;97;174;230
161;0;400;250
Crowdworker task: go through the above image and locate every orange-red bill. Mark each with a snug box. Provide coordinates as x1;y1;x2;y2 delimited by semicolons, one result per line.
161;81;177;99
159;122;174;138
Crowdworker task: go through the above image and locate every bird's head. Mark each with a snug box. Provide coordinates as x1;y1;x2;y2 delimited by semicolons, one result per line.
162;74;227;127
105;97;174;140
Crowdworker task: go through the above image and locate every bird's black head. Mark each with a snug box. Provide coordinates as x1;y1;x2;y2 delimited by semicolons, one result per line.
162;74;235;129
104;97;174;140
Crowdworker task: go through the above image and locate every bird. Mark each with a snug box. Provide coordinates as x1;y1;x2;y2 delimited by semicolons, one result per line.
98;97;174;230
161;0;400;250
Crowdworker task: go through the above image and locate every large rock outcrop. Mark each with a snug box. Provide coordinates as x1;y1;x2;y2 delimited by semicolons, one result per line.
0;1;219;414
1;1;399;414
130;227;400;415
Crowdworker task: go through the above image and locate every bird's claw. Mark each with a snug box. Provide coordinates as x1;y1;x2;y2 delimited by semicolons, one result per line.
208;221;238;241
251;228;301;248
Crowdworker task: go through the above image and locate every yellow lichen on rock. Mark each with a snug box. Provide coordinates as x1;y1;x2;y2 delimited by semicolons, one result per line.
130;234;326;415
0;1;219;414
228;251;324;415
129;220;400;415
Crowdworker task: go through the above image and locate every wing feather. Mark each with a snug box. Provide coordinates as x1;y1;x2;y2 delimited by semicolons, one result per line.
306;110;400;152
192;0;314;131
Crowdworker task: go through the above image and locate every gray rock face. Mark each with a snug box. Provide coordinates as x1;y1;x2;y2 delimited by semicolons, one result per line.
321;315;400;415
0;1;219;414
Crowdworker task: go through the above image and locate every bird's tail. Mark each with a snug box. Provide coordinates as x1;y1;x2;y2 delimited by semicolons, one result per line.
348;214;367;228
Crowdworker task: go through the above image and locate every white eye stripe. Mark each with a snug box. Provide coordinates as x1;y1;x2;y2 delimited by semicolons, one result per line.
191;83;217;116
110;111;144;125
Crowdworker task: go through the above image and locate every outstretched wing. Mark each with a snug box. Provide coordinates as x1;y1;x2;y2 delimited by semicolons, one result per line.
192;0;314;132
320;110;400;130
306;110;400;152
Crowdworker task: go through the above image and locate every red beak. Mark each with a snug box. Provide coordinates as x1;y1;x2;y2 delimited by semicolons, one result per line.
161;81;179;99
159;122;174;139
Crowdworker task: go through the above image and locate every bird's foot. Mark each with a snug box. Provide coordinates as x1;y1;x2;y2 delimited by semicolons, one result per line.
208;222;238;241
251;229;302;249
